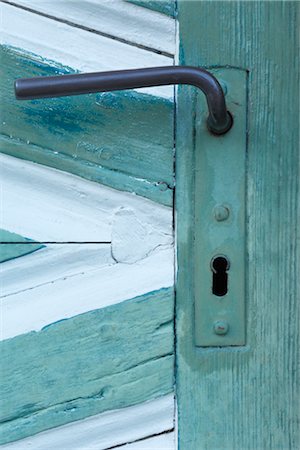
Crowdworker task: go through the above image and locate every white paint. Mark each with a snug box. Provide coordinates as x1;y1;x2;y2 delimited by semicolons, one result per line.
1;154;173;243
11;0;176;56
1;2;174;99
1;247;174;340
1;394;175;449
1;154;174;340
0;244;114;298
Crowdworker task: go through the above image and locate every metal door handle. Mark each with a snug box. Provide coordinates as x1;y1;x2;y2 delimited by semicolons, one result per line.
14;66;233;135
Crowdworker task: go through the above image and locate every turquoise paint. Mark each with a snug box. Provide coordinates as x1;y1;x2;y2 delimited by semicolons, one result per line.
0;229;44;263
194;68;247;346
176;1;299;449
126;0;176;18
0;288;174;444
0;46;174;206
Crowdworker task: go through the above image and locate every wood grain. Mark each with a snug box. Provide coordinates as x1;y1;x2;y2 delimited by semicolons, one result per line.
176;1;299;449
1;2;174;98
6;0;176;56
0;288;174;444
1;153;173;244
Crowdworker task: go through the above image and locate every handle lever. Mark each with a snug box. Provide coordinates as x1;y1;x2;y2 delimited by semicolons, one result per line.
14;66;233;135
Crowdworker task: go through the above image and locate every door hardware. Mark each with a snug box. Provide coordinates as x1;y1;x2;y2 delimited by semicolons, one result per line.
14;66;233;135
194;68;247;347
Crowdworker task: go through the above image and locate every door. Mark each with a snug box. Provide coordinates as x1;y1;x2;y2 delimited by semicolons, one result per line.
1;1;299;449
176;1;299;449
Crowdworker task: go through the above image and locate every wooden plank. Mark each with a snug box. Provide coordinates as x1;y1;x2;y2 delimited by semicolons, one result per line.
1;396;174;449
0;288;174;444
176;1;299;449
2;246;173;340
1;154;173;243
0;46;174;205
6;0;176;56
0;230;44;263
1;3;173;98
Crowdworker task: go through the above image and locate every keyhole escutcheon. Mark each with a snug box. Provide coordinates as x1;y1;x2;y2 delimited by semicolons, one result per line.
211;255;230;297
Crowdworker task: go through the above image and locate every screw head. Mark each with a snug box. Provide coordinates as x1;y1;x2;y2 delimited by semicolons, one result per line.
213;205;230;222
213;320;229;335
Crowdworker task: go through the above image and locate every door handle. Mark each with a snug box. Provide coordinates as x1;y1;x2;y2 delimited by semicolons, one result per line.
14;66;233;135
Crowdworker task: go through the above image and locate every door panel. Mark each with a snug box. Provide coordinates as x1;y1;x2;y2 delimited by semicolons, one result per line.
0;1;176;446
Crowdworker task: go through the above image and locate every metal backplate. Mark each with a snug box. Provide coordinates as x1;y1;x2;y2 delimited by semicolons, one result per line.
194;68;247;347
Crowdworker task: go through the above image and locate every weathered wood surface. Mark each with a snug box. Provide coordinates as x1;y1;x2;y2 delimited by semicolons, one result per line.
1;2;174;99
2;245;173;340
127;0;176;18
0;45;174;205
6;0;176;56
0;230;44;263
1;395;174;450
0;288;174;444
176;1;299;449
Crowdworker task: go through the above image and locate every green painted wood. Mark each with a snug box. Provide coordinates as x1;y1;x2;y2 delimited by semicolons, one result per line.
126;0;176;18
176;1;299;449
0;287;174;444
0;46;174;206
0;229;44;263
0;137;172;206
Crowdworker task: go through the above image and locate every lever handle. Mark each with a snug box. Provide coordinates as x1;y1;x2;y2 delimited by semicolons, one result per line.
14;66;232;135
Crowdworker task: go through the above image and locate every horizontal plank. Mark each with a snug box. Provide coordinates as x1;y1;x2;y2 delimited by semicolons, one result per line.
1;245;174;340
0;230;44;262
1;395;174;449
1;243;113;298
1;3;173;98
0;136;173;206
1;154;173;242
0;46;174;205
7;0;176;56
0;288;174;444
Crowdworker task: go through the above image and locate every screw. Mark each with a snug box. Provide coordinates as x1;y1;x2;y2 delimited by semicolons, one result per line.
214;205;230;222
213;320;229;335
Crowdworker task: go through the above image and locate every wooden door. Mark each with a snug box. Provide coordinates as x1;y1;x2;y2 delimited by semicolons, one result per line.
1;1;299;449
176;1;299;449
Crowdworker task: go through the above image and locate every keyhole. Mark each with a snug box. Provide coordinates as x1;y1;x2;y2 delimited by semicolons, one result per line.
211;256;230;296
